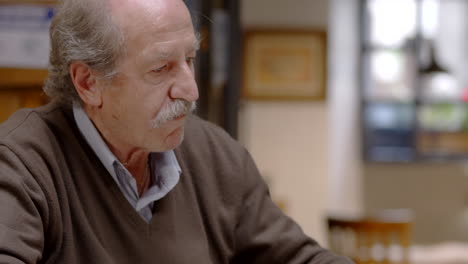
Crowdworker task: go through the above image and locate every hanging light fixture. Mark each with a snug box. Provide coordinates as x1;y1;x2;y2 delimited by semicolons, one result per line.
419;39;458;101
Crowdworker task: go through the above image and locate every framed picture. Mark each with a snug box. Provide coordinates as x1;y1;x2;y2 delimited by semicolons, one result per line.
242;30;327;100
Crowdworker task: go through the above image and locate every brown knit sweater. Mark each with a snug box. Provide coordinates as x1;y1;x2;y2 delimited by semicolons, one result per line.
0;103;352;264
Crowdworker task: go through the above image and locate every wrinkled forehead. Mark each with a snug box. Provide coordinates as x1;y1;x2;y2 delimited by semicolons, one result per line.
109;0;194;40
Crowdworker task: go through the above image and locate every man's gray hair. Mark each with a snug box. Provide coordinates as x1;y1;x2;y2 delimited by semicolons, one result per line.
43;0;125;105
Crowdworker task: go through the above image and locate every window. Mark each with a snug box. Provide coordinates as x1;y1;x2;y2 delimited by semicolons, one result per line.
361;0;468;162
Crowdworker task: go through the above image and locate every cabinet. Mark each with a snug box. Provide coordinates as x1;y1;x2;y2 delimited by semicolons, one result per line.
0;1;55;123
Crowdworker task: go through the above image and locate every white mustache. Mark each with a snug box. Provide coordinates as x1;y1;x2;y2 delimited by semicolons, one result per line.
151;100;196;128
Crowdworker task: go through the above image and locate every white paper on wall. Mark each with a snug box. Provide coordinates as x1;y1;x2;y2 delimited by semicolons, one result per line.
0;5;54;69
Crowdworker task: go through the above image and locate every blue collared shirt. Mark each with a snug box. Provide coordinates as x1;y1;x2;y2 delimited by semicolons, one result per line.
73;104;181;222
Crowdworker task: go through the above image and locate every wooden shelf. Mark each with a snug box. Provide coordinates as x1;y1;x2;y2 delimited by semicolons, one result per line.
0;68;49;89
418;131;468;155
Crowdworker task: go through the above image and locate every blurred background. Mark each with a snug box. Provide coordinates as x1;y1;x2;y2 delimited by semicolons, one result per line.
2;0;468;259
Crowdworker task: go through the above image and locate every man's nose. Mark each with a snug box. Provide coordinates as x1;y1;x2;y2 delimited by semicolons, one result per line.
169;63;199;102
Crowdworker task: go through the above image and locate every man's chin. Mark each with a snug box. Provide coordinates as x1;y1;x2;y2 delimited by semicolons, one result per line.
165;129;185;150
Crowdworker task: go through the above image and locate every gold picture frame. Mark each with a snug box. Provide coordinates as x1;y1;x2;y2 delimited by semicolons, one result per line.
242;30;327;100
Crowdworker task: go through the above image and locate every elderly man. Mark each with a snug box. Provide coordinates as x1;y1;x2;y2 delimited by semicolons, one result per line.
0;0;352;263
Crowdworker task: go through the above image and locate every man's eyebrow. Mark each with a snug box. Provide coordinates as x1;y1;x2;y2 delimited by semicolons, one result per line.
157;52;171;60
148;37;201;61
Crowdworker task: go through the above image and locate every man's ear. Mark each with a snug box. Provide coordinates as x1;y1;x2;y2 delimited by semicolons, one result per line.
69;62;102;107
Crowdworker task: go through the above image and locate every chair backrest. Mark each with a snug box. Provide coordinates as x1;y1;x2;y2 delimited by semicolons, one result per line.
327;210;412;264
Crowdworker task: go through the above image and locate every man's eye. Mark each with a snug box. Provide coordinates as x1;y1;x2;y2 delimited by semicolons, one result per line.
186;57;196;65
152;65;167;73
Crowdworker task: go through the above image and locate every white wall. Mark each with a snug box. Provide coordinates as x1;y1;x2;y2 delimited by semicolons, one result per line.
239;0;331;245
238;101;329;244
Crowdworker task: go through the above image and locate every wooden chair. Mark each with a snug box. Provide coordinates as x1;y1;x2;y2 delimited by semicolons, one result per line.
327;210;413;264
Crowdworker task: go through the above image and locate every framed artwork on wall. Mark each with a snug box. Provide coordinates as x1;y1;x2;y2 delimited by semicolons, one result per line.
242;29;327;101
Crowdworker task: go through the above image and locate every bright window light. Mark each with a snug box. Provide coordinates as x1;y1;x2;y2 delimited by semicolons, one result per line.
369;0;417;46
